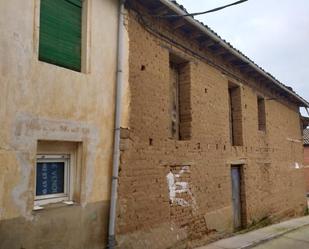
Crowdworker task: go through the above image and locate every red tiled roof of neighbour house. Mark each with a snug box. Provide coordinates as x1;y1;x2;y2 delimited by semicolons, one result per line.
304;129;309;145
130;0;309;107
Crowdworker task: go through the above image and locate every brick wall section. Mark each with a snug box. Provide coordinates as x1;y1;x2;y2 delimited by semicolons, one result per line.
304;146;309;165
305;146;309;193
257;97;266;131
116;7;307;249
178;63;192;140
229;84;243;146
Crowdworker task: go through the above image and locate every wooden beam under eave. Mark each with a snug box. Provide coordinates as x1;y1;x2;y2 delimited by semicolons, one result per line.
241;69;258;81
259;78;270;85
200;38;218;48
241;66;257;74
231;60;248;66
237;64;250;70
252;75;265;83
152;6;170;16
220;52;231;58
278;93;288;101
246;70;260;77
210;46;229;56
221;53;236;62
189;30;204;40
171;18;187;30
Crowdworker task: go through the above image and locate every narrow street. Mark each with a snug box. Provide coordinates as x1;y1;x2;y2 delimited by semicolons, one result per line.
252;225;309;249
199;215;309;249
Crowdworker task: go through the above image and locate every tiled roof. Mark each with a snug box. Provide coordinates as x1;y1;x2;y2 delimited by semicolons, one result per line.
304;129;309;145
168;1;309;107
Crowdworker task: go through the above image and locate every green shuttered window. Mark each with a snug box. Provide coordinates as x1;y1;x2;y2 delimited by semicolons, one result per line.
39;0;82;72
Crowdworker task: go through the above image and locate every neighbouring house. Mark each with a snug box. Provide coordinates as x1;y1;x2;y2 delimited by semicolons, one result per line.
115;1;309;248
1;0;309;249
0;0;121;248
304;129;309;195
302;116;309;130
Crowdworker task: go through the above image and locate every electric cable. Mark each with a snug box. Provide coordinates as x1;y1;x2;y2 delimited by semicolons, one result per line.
156;0;249;18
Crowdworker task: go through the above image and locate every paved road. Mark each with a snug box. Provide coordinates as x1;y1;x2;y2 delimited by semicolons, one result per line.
252;225;309;249
199;216;309;249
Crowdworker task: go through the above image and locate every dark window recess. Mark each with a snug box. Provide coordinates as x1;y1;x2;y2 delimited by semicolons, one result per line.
36;162;65;196
39;0;82;71
228;83;243;146
257;96;266;131
169;54;192;141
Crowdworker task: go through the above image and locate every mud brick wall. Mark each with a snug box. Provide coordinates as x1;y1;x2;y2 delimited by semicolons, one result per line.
178;63;192;140
304;146;309;193
229;85;243;146
116;7;307;249
304;146;309;165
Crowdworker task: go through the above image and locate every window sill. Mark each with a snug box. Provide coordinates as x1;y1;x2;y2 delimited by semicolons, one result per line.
232;145;244;148
258;130;267;134
33;201;75;212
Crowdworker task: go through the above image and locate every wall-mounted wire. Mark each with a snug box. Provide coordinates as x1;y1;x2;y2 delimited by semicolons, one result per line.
155;0;249;18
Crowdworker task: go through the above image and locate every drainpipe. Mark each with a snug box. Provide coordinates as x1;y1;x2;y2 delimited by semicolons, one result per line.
108;0;126;248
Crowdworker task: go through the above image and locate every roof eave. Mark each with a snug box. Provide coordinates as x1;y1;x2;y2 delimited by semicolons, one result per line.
302;117;309;129
158;0;309;107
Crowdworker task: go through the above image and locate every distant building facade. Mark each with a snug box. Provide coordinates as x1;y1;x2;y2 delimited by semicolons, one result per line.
304;129;309;194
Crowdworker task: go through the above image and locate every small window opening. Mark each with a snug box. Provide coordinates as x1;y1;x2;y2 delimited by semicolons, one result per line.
228;82;243;146
257;96;266;131
35;154;70;203
34;140;82;208
169;53;191;141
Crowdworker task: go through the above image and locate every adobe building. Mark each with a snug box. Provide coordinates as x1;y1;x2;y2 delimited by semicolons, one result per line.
115;1;309;248
304;129;309;194
0;0;122;248
1;0;309;249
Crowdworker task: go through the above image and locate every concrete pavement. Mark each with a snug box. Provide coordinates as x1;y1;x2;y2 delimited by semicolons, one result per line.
198;215;309;249
253;225;309;249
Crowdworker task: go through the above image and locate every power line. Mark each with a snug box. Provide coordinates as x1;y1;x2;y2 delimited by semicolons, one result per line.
131;5;249;89
157;0;249;18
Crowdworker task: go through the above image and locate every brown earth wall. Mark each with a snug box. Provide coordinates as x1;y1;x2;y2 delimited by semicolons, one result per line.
116;7;307;249
305;146;309;193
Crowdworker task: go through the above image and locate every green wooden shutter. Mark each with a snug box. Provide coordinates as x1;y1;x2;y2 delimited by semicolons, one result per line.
39;0;82;72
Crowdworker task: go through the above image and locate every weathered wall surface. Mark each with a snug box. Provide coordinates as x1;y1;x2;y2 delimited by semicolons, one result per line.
116;8;307;249
304;146;309;193
304;146;309;165
0;0;120;248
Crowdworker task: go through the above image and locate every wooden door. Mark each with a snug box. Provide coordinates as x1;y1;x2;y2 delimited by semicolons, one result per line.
231;166;242;229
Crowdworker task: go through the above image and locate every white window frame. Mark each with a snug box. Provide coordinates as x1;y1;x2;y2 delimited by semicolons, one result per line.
34;154;71;206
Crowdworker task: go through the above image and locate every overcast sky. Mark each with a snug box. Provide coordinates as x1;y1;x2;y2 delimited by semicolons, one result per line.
176;0;309;116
